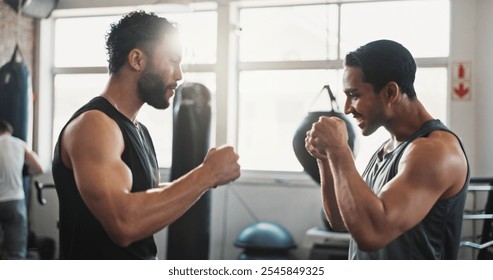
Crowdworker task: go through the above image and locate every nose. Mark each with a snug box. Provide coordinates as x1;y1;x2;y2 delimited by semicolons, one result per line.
344;97;352;115
174;65;183;82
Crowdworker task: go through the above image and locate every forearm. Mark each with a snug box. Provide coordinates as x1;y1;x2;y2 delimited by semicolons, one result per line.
99;164;214;247
327;147;387;249
318;158;346;230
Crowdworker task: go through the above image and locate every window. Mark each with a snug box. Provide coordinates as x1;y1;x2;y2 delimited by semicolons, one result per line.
48;0;450;173
237;0;450;172
51;10;217;167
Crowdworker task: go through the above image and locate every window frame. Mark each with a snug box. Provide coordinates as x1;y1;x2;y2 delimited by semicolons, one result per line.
35;0;450;183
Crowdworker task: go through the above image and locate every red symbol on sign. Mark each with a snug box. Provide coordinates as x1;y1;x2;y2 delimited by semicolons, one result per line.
458;64;465;79
454;83;469;98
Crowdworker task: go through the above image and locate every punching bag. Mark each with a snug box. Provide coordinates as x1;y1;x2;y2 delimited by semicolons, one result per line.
0;45;30;141
292;85;358;185
167;82;212;259
0;45;31;203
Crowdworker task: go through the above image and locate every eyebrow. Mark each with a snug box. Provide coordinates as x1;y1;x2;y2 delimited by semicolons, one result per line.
343;88;358;94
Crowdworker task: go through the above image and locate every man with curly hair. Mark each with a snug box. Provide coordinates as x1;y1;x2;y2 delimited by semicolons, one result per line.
52;11;240;260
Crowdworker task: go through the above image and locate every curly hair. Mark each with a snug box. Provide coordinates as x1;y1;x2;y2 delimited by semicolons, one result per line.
345;39;417;99
105;10;178;74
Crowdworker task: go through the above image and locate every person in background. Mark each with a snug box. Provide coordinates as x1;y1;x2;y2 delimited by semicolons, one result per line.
0;119;44;259
52;11;240;259
305;39;469;259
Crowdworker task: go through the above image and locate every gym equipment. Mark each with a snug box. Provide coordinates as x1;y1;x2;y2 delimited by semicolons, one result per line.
292;84;359;185
0;44;30;142
460;177;493;259
167;82;212;260
234;222;296;260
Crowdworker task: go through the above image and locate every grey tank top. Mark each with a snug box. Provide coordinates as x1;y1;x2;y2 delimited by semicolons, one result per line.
349;119;469;259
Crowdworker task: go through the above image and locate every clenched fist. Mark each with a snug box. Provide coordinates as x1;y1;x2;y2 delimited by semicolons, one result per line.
305;116;349;160
202;145;241;187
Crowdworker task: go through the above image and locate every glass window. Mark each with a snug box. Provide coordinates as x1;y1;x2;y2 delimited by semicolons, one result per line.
239;4;339;62
238;0;450;173
52;11;217;168
238;70;341;171
54;16;119;67
161;11;217;64
53;74;107;146
340;0;450;58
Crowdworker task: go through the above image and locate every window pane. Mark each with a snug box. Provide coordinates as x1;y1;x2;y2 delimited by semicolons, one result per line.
238;70;341;171
54;16;119;67
53;74;107;148
340;0;450;58
415;68;448;123
162;11;217;64
54;11;216;67
239;4;339;62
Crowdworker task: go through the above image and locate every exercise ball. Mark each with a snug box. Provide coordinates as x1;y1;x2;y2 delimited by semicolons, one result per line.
234;222;296;260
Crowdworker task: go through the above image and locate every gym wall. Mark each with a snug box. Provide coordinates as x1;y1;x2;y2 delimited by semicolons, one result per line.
0;0;35;73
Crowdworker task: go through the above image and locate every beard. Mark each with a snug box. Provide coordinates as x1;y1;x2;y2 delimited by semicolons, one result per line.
137;67;175;109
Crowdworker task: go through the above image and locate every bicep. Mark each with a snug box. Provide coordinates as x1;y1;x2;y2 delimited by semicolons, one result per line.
64;112;133;222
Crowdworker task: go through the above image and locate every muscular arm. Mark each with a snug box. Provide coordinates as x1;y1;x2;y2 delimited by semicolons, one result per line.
327;131;467;251
61;111;240;247
317;158;346;231
307;117;467;251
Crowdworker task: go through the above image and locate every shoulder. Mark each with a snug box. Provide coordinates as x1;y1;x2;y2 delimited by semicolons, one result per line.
65;110;119;137
62;110;124;154
4;135;28;150
405;129;464;161
400;129;467;197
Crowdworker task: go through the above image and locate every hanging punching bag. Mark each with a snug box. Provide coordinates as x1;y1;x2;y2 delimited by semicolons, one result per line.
0;45;30;141
0;45;31;204
167;82;212;260
292;85;358;185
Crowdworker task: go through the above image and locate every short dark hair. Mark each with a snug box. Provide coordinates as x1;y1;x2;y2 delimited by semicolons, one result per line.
344;39;417;99
105;10;178;74
0;119;13;134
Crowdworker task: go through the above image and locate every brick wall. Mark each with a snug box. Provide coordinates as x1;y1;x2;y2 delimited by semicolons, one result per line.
0;0;35;73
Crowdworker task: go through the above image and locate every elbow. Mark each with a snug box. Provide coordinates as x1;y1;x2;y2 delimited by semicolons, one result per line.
350;230;389;252
105;221;138;248
355;239;386;252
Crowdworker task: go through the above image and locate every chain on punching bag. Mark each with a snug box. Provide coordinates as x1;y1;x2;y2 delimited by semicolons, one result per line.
167;82;212;259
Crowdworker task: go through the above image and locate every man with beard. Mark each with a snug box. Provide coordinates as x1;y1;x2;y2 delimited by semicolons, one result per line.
305;40;469;259
52;11;240;260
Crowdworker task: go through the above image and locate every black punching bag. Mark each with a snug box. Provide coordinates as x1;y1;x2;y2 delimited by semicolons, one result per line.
292;85;358;185
0;45;31;203
167;82;212;259
0;45;30;141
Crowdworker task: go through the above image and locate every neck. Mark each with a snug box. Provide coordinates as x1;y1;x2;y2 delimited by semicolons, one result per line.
384;98;433;142
101;75;144;124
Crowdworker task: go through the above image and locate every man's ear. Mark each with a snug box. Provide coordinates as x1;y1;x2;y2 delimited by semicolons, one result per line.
384;82;400;104
127;48;147;71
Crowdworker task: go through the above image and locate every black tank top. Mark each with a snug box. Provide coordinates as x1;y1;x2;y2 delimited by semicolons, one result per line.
52;97;159;259
349;119;469;259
